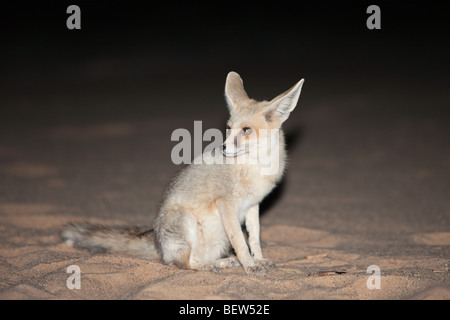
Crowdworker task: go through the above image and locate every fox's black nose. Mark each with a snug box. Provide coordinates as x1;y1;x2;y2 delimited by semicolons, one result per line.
222;144;226;152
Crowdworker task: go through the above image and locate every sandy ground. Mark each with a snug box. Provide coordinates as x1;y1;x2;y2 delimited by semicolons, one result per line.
0;96;448;299
0;2;448;300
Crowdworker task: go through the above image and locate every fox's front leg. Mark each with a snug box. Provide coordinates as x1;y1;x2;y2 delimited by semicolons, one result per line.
215;199;267;275
245;205;276;269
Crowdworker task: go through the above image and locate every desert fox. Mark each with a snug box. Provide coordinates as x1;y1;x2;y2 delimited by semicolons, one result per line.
62;72;304;275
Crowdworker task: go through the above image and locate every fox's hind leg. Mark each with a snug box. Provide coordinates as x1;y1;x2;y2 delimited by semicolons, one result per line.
154;210;197;269
155;209;236;272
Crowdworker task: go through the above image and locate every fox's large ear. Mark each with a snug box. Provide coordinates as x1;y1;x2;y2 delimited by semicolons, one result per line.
265;79;304;125
224;71;249;112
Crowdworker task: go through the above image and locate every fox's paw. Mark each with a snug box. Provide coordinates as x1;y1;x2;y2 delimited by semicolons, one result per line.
215;256;241;269
255;258;276;269
196;264;222;274
244;265;268;276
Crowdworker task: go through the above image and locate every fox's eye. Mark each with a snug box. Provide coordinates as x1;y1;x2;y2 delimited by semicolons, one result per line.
241;127;253;136
226;125;231;130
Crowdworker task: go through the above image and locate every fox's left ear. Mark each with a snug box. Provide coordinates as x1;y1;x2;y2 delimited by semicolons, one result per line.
224;71;249;113
265;79;305;125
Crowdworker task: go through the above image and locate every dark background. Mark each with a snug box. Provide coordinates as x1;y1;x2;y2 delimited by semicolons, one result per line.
0;1;449;243
1;1;448;124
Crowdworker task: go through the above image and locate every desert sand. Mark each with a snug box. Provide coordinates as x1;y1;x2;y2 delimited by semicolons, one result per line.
0;108;448;300
0;2;449;301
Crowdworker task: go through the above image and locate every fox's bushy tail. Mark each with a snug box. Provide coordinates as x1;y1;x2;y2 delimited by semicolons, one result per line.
61;222;160;260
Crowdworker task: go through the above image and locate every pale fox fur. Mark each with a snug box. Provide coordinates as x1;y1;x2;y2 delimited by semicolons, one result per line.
62;72;304;275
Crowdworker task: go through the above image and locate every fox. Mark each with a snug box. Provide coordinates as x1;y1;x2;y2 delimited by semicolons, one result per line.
62;71;305;275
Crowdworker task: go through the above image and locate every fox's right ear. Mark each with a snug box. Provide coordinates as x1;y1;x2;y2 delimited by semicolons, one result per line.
265;79;304;126
224;71;249;113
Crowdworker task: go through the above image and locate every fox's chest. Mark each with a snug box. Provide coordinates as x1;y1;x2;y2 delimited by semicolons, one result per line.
239;162;281;189
236;170;279;211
